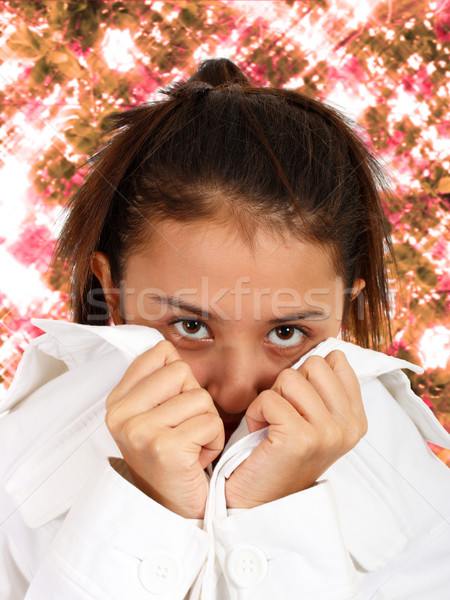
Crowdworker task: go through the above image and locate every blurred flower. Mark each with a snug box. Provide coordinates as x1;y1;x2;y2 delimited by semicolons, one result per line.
7;223;55;272
435;4;450;42
328;56;366;85
437;272;450;293
401;66;434;99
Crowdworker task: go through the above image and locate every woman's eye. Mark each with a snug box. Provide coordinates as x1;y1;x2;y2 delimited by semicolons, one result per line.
267;325;304;347
173;319;211;339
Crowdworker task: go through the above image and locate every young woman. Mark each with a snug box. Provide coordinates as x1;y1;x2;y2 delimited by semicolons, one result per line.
1;59;449;599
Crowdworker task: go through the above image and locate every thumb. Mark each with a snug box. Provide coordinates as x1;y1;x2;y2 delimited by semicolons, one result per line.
244;392;273;434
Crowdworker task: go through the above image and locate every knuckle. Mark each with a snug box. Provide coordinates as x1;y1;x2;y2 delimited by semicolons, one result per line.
155;339;177;357
120;418;149;452
105;408;121;435
154;340;175;353
195;387;214;408
327;349;347;362
135;340;179;369
326;350;352;373
276;367;297;386
297;355;323;376
209;412;225;432
147;432;168;459
305;355;324;366
258;388;276;402
171;359;192;379
105;389;118;410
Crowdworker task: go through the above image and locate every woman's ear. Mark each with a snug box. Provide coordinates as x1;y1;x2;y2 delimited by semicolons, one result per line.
91;252;112;289
91;252;122;324
351;278;366;300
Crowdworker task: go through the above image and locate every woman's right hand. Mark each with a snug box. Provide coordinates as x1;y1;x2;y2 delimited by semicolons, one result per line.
105;340;225;519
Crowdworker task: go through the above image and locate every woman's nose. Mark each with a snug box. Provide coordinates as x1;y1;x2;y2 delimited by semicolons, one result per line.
203;347;278;418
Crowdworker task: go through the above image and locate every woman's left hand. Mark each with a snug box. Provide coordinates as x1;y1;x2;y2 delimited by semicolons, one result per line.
225;350;368;509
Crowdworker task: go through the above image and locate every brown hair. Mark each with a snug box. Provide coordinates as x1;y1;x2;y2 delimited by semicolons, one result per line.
55;58;394;348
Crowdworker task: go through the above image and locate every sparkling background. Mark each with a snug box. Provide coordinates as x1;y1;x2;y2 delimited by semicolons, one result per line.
0;0;449;464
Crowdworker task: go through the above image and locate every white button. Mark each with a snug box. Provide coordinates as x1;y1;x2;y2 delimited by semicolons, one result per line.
138;550;183;594
226;545;268;588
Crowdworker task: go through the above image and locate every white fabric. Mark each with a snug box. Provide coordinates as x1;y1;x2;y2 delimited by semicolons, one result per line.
0;318;449;599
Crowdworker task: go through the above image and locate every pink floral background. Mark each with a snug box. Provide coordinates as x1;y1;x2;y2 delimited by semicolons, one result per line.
0;0;449;464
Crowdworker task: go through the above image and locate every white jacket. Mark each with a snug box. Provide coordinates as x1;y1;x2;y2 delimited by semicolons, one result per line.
0;319;449;600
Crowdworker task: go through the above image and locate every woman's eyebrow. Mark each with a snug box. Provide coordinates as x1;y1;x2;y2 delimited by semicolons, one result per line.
145;294;211;318
267;310;327;324
145;294;326;322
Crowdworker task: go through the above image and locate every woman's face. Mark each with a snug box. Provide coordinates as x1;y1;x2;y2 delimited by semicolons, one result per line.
93;220;363;436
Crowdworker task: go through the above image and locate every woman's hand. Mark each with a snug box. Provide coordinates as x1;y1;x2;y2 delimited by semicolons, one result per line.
225;350;368;509
105;340;225;519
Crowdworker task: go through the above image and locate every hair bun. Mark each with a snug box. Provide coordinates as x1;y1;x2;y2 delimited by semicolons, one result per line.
162;59;250;100
189;58;250;88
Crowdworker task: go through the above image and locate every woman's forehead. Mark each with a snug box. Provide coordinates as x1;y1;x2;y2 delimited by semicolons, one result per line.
128;218;336;281
122;219;343;322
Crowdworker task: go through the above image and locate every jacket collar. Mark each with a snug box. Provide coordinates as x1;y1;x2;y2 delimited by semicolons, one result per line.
1;318;165;413
1;319;448;571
